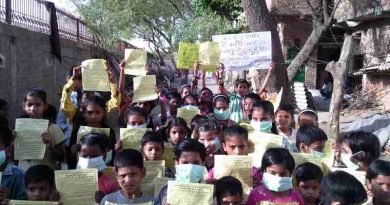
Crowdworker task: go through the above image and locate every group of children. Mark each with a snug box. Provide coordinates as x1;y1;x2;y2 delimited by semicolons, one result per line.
0;60;388;205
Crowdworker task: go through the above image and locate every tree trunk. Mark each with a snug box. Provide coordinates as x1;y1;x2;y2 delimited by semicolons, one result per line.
287;22;328;82
326;35;353;139
241;0;289;96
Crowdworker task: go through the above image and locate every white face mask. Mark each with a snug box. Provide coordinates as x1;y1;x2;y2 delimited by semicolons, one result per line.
262;172;293;192
340;153;359;170
76;156;106;171
127;123;147;129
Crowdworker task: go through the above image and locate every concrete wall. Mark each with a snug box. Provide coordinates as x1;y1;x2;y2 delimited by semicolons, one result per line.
363;73;390;111
0;23;103;128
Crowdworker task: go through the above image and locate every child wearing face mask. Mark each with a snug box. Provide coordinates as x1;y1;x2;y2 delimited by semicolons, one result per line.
182;94;198;107
100;149;152;205
125;106;148;129
208;125;262;186
294;163;323;205
196;120;223;170
246;148;304;205
77;133;119;203
154;139;207;205
365;160;390;205
212;94;235;131
0;127;26;202
215;176;243;205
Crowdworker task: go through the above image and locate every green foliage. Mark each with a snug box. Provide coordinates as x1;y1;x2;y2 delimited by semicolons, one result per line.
192;0;243;21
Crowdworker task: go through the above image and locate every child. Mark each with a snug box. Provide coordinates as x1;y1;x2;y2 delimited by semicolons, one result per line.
212;94;235;131
154;139;207;204
166;92;182;119
215;176;243;205
182;94;198;107
0;127;26;202
228;79;250;123
23;165;58;201
141;131;164;161
208;125;262;186
337;131;380;171
295;162;323;205
100;149;153;205
297;109;318;127
275;104;297;141
0;99;9;128
77;133;119;199
198;88;213;116
242;93;261;121
296;125;328;155
365;160;390;205
249;101;277;134
190;115;208;139
247;148;304;205
197;119;222;169
163;117;188;146
179;84;191;98
17;89;65;170
321;170;367;205
125;106;148;129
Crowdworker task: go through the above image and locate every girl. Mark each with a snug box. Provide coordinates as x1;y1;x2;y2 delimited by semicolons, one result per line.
247;148;304;205
125;106;148;129
196;119;222;170
365;160;390;205
69;95;116;169
212;94;235;132
275;104;297;141
297;109;318;127
208;125;262;186
163;117;188;146
180;84;191;98
17;89;65;170
337;131;380;171
249;101;277;134
182;94;198;107
215;176;243;205
198;88;213;116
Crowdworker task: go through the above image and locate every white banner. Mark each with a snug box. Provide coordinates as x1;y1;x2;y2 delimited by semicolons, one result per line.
212;32;272;71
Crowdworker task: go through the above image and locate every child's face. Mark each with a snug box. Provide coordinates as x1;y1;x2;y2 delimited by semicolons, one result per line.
183;97;197;106
300;140;326;154
275;110;293;129
181;87;191;98
251;109;273;122
141;142;163;161
169;125;187;145
26;181;52;201
235;83;249;97
79;144;104;158
127;115;146;126
298;114;317;127
199;130;217;155
200;90;212;102
219;195;242;205
116;166;146;196
368;175;390;203
23;96;46;118
298;180;321;205
169;98;181;111
265;164;290;177
243;98;256;116
176;151;203;165
223;136;248;156
0;104;9;119
214;100;228;111
83;104;104;127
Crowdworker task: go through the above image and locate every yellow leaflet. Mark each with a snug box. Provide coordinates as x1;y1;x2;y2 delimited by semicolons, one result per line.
81;59;110;92
124;49;147;76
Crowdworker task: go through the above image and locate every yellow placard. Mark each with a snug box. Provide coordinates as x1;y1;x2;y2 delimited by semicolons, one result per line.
167;181;214;205
141;160;165;196
177;107;199;127
55;169;98;205
291;153;323;168
77;126;110;143
199;42;220;70
124;49;147;76
177;42;199;69
132;75;158;103
14;118;48;160
162;144;175;170
154;177;172;198
81;59;110;92
248;131;284;168
120;128;151;150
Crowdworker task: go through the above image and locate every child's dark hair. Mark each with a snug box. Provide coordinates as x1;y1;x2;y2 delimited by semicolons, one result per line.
67;67;82;81
298;109;318;123
81;95;107;113
243;93;261;103
215;176;243;205
182;94;198;105
141;131;164;149
200;88;213;96
198;119;217;132
25;165;54;187
44;104;57;124
179;84;191;94
321;171;367;205
79;133;109;152
0;127;12;148
24;88;47;104
223;125;248;142
125;106;147;121
275;104;294;118
295;162;323;184
114;149;144;170
250;101;274;117
260;148;295;174
167;117;188;132
167;92;182;101
296;125;328;151
212;94;230;106
366;160;390;182
234;79;250;88
0;99;7;110
337;131;380;165
174;138;206;162
190;115;208;131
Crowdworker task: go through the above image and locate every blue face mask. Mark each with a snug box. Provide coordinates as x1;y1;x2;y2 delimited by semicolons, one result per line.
0;150;6;165
312;150;325;159
262;172;293;192
175;164;206;183
250;120;273;133
214;109;230;120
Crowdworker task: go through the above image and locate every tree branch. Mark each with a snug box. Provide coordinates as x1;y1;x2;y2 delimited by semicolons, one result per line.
327;0;342;24
305;0;318;19
323;0;329;22
142;17;173;46
166;0;186;19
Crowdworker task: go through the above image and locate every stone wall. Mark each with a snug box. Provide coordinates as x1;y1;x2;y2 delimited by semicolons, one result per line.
335;0;390;22
0;23;103;128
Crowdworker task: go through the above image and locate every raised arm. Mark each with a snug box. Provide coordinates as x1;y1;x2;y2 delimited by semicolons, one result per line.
258;62;275;96
60;66;80;122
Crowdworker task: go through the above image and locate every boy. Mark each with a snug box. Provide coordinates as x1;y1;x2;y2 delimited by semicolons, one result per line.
0;127;26;202
77;133;119;200
296;125;328;155
154;139;207;205
24;165;58;201
321;171;367;205
228;79;250;123
295;163;323;205
100;149;152;204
